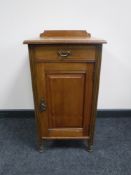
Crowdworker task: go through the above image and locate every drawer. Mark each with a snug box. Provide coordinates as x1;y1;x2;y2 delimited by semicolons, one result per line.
33;45;96;62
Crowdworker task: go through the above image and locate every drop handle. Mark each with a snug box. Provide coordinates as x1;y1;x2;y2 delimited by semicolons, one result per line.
39;98;47;112
58;50;71;57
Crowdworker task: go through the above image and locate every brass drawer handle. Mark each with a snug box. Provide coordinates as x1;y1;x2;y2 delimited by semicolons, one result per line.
58;50;71;57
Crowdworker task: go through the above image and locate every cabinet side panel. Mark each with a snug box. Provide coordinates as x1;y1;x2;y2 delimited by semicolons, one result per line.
83;63;95;135
28;45;43;142
35;63;49;137
90;45;102;144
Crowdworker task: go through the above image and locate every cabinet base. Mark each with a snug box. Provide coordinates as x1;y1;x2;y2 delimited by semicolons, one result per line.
38;138;93;152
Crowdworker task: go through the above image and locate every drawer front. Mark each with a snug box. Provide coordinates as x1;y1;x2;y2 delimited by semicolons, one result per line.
33;45;96;62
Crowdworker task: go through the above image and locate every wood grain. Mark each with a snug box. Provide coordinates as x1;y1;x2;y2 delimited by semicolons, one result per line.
33;45;96;61
24;30;106;151
40;30;91;38
23;30;106;44
46;72;85;128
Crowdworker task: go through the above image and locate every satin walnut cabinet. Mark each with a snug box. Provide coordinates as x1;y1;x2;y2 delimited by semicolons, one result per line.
24;30;106;152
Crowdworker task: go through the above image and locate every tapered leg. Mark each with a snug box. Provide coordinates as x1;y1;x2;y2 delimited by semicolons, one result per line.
90;126;95;146
87;139;93;152
90;134;94;148
38;139;44;153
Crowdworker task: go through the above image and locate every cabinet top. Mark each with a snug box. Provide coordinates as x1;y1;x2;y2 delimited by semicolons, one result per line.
23;30;107;45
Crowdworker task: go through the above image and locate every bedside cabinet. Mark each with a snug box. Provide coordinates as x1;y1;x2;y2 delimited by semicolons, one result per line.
24;30;106;152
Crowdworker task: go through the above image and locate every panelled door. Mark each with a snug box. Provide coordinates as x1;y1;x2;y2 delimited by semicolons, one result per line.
35;62;94;138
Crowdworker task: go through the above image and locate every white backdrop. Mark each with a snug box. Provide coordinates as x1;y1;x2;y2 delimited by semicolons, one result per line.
0;0;131;109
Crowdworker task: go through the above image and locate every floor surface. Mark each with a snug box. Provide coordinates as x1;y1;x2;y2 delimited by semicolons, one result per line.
0;116;131;175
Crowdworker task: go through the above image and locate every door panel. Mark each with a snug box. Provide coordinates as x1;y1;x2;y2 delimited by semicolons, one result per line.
46;73;85;128
35;63;94;137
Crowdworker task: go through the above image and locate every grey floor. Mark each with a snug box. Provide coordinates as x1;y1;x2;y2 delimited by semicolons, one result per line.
0;116;131;175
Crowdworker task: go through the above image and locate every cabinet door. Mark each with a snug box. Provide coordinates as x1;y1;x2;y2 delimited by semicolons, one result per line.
35;63;94;138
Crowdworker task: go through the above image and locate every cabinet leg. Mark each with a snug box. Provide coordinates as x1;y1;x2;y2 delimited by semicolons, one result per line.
38;139;44;153
87;139;93;152
90;135;94;146
90;130;95;146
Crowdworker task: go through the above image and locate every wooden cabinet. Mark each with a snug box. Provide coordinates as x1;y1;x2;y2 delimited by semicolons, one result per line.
24;30;106;152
